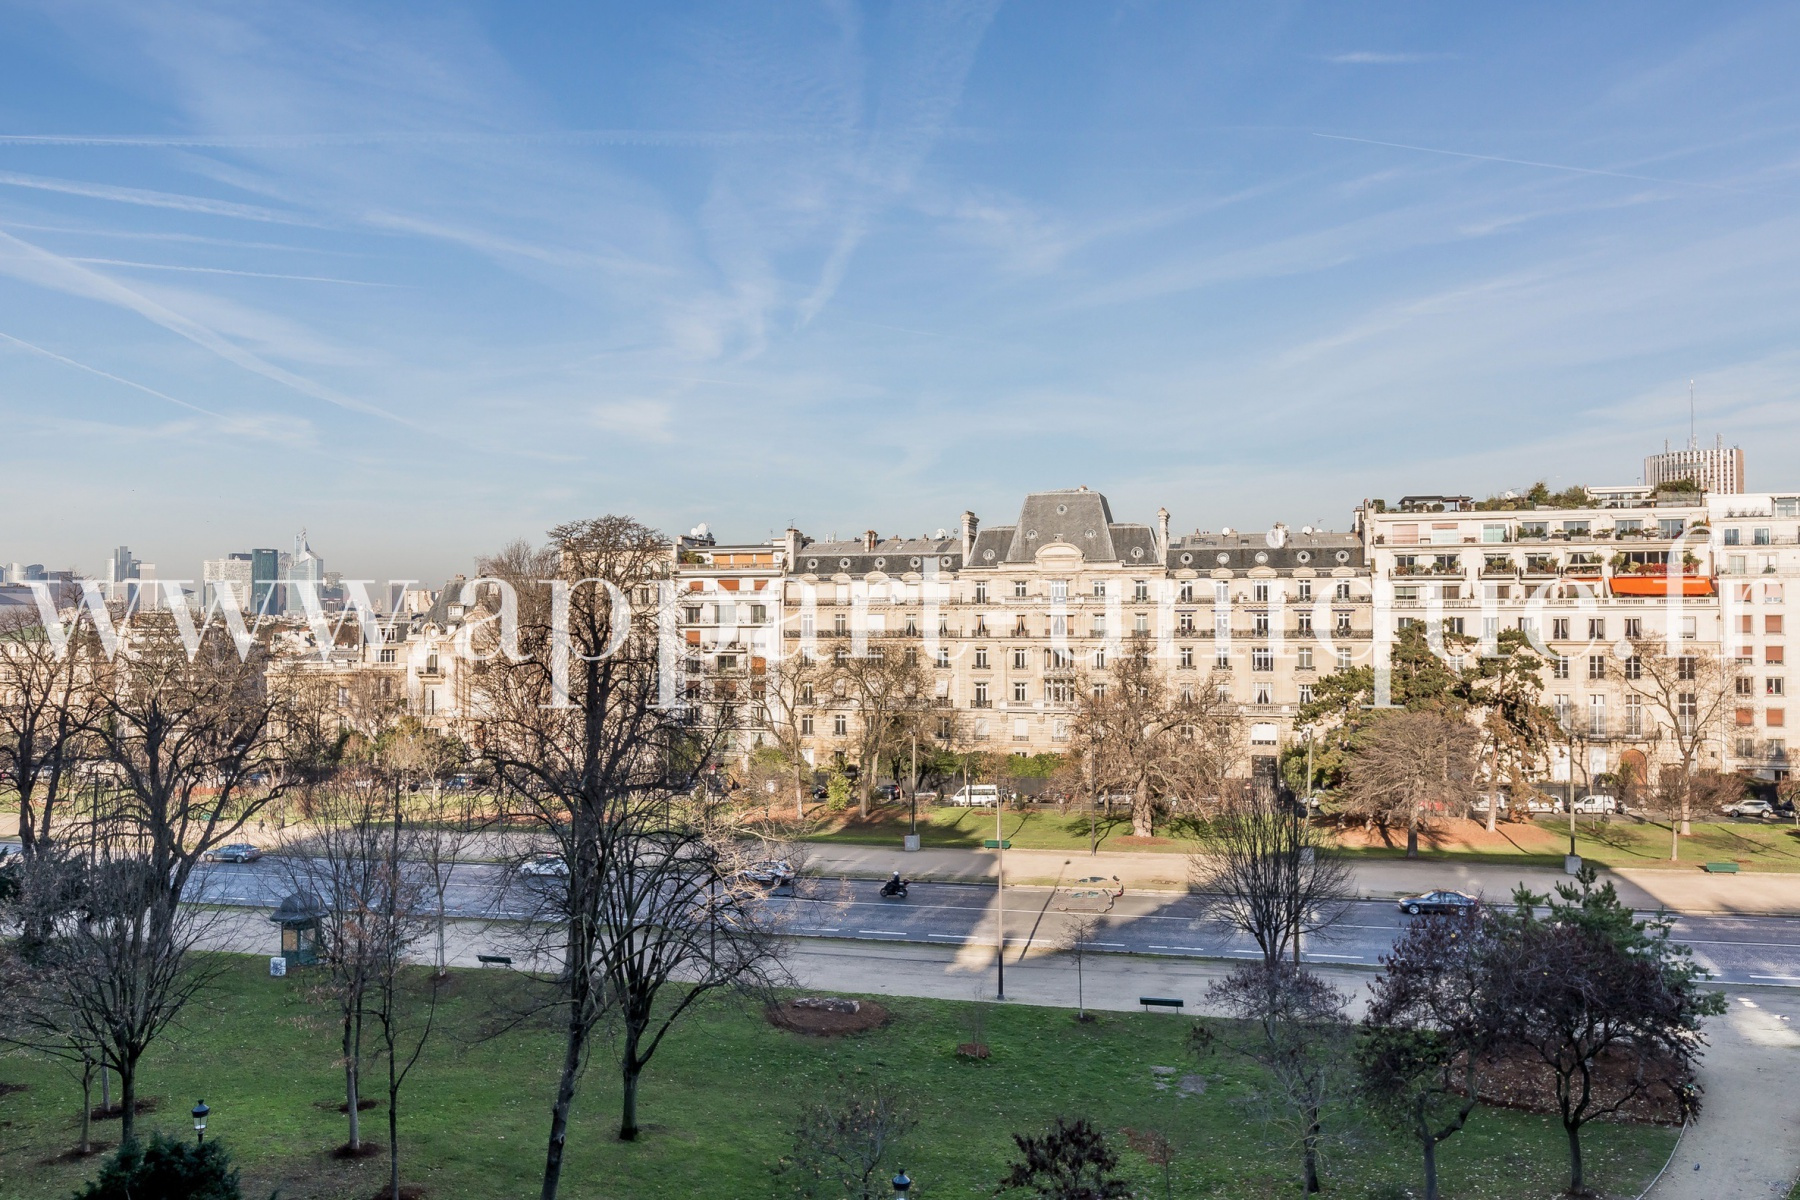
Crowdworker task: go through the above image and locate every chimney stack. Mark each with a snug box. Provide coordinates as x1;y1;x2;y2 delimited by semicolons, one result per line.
1156;507;1170;559
784;526;801;567
863;530;878;552
960;511;979;562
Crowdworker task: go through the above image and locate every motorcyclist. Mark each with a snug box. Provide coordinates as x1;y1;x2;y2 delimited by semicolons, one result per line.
881;871;907;897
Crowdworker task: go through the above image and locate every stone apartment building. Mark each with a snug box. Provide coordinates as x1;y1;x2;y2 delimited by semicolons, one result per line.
772;487;1370;779
1358;486;1800;792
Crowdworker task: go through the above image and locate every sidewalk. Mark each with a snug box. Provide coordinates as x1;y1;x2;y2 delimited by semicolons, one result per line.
802;843;1800;916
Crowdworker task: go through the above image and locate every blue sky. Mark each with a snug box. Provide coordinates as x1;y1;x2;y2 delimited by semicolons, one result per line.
2;2;1798;584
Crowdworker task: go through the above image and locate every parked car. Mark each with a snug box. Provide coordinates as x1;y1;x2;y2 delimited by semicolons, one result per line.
1470;793;1508;814
1397;890;1480;916
202;843;262;864
1519;796;1563;815
871;783;903;801
947;784;1000;807
1570;794;1620;815
734;859;795;891
1722;798;1777;819
519;856;569;878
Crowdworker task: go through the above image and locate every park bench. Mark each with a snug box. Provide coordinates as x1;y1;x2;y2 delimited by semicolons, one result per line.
1139;996;1184;1012
1702;862;1740;874
477;954;514;967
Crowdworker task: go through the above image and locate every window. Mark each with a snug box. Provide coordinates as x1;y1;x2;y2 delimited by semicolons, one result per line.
1769;678;1786;697
1625;694;1644;735
1483;523;1509;543
1254;613;1270;636
974;682;990;707
1093;580;1108;599
974;581;989;603
1553;655;1570;679
1771;708;1787;728
1779;498;1800;518
1215;581;1231;604
1134;613;1150;635
1296;612;1313;635
1049;579;1068;602
834;613;848;635
1178;685;1194;704
1178;611;1195;633
1554;695;1571;728
1336;612;1352;636
1252;647;1274;671
1724;528;1742;546
1659;518;1685;538
1589;618;1605;640
1179;646;1194;669
1395;586;1419;602
1012;682;1028;704
683;604;702;623
1728;554;1747;575
1012;647;1028;670
1738;677;1756;696
750;603;767;623
1588;694;1606;736
1624;655;1642;680
1297;646;1314;670
935;647;950;668
1625;618;1642;640
1217;648;1232;669
1253;683;1272;704
1014;579;1028;599
1588;655;1606;680
1678;656;1698;680
1336;647;1352;671
1738;735;1759;758
974;647;989;669
1091;684;1106;701
937;717;953;739
1770;615;1786;635
1552;617;1570;641
378;648;397;664
1092;615;1107;636
1682;616;1698;640
1297;580;1313;601
1772;646;1788;665
1298;684;1314;704
1134;580;1149;602
1678;692;1697;733
1094;649;1107;670
800;714;814;735
1756;527;1772;546
1336;580;1352;600
1253;582;1270;602
1178;581;1195;602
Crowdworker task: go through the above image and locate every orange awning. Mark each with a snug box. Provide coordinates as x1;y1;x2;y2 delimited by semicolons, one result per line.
1609;576;1715;597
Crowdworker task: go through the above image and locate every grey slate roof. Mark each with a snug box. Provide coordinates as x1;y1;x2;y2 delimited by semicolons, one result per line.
790;537;962;577
968;488;1160;567
1166;530;1362;571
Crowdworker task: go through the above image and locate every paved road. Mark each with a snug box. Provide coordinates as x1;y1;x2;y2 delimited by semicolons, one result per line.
178;855;1800;987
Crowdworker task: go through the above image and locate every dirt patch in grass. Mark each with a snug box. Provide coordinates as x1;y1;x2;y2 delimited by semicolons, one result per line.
0;1082;29;1099
766;997;890;1037
91;1097;159;1120
370;1186;427;1200
1114;835;1175;848
44;1142;113;1164
1473;1044;1688;1125
332;1140;387;1160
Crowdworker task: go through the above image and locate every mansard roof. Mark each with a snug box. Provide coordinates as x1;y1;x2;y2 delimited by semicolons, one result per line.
791;536;962;577
966;488;1159;567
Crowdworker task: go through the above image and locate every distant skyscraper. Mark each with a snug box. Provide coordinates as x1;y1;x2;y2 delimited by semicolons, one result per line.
202;554;254;611
1645;435;1745;494
283;530;326;614
106;545;140;585
250;548;282;616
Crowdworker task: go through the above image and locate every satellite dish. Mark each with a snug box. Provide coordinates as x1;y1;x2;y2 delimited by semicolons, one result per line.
1265;525;1288;548
1220;526;1233;536
1301;525;1315;535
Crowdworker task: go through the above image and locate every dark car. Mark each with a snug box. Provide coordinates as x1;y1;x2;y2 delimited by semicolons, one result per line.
1397;889;1479;916
734;860;795;891
203;843;263;864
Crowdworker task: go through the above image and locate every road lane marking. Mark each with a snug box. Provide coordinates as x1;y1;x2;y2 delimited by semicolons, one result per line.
857;930;907;936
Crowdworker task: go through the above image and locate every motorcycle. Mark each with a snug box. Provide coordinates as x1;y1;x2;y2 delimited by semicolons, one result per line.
879;876;909;900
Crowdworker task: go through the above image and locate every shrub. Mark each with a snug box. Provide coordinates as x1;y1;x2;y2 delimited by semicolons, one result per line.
74;1132;243;1200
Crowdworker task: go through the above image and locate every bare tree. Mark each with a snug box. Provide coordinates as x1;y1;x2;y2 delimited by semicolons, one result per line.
997;1116;1133;1200
1199;963;1350;1195
1624;638;1737;842
1057;911;1104;1021
1076;639;1239;837
821;633;930;817
0;605;95;868
1358;915;1506;1200
1189;783;1352;968
777;1080;917;1200
1339;710;1478;857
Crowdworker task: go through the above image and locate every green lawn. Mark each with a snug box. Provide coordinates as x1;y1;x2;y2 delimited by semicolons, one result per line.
0;956;1676;1199
801;803;1800;872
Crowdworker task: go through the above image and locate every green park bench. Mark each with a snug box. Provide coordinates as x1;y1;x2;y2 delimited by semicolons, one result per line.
477;954;514;967
1702;862;1741;874
1139;996;1184;1012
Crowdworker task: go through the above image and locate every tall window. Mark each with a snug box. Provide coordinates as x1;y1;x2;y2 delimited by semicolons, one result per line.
974;682;989;707
1012;682;1028;704
800;714;814;735
1336;612;1352;636
1217;648;1231;669
1336;647;1352;671
1588;694;1606;736
1134;580;1149;602
1336;580;1352;600
974;581;989;603
1296;612;1313;635
1253;683;1272;704
1589;617;1605;640
1297;579;1312;601
1252;647;1273;671
833;714;848;735
1013;579;1029;598
935;647;950;668
1297;646;1314;670
1553;655;1570;679
1093;580;1107;599
1624;655;1642;680
1094;649;1107;669
974;647;989;669
1552;618;1570;640
1588;655;1606;680
1625;695;1643;735
1253;582;1270;602
1012;647;1028;669
1678;692;1697;733
1179;646;1194;669
1134;613;1150;635
1298;684;1314;705
1625;618;1642;639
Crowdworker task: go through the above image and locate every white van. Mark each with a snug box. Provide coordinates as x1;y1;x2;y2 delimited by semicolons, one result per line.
1571;794;1619;815
947;784;1000;807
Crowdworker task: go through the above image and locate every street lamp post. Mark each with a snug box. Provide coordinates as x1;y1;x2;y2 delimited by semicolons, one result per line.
996;794;1006;1001
892;1169;912;1197
191;1099;209;1146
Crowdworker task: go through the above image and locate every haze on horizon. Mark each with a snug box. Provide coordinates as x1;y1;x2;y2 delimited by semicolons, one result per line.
2;2;1798;583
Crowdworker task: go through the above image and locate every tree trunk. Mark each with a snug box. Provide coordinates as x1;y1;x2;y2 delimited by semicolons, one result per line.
619;1022;645;1141
1406;824;1419;858
1565;1120;1585;1195
78;1063;93;1155
539;1012;585;1200
1132;777;1152;838
1422;1135;1438;1200
388;1074;401;1200
344;1010;362;1151
1302;1121;1321;1194
118;1059;137;1145
100;1063;110;1113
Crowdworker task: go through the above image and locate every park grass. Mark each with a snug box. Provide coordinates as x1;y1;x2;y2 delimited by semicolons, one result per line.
801;804;1800;872
0;955;1677;1200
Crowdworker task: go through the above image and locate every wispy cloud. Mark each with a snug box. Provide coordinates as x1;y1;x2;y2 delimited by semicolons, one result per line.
1319;51;1451;65
68;257;396;285
0;170;326;225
